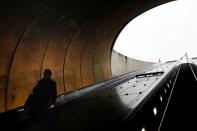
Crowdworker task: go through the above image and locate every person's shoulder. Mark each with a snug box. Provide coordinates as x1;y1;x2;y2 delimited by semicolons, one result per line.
50;79;56;85
35;80;42;86
50;79;56;83
39;79;45;83
38;79;46;85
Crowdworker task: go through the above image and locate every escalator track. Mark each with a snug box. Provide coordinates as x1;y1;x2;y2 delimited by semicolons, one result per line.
160;63;197;130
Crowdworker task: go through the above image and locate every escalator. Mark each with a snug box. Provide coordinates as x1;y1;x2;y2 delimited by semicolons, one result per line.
0;60;183;131
159;63;197;130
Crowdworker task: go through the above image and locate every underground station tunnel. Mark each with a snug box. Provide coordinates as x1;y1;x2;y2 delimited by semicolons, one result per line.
1;0;197;130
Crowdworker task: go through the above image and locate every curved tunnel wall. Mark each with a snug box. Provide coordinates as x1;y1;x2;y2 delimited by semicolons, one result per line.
111;50;154;76
0;0;173;111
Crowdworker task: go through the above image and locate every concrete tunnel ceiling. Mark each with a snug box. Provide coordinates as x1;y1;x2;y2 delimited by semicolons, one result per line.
0;0;174;111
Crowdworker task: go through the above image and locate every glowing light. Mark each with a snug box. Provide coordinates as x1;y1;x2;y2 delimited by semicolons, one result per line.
153;107;158;116
160;96;163;102
142;127;147;131
164;89;167;94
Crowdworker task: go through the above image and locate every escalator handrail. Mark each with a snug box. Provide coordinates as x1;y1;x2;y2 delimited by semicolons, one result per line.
0;62;165;128
187;57;197;82
122;58;181;122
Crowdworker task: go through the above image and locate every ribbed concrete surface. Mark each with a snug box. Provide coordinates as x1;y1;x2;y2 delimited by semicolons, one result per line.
0;0;173;111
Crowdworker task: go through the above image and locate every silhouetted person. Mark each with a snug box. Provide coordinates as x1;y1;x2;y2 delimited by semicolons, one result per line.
25;69;57;116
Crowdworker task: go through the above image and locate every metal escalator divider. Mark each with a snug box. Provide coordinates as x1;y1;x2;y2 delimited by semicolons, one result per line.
158;64;181;131
187;58;197;82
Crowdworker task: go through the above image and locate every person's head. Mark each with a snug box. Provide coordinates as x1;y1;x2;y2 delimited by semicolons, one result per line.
44;69;52;79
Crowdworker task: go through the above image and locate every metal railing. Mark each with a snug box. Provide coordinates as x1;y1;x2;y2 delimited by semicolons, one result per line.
187;57;197;82
122;56;183;130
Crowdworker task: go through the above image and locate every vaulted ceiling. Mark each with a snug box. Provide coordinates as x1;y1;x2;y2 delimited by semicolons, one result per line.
0;0;173;111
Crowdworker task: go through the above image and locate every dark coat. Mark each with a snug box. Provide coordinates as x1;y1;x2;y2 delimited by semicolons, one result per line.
25;78;57;115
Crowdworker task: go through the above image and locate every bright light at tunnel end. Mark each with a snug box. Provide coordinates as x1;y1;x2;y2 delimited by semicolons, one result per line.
113;0;197;63
141;127;147;131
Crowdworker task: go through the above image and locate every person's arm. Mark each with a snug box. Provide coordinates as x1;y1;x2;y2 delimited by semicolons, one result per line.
32;81;39;94
53;82;57;103
50;82;57;106
24;81;39;107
